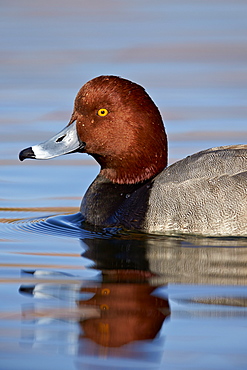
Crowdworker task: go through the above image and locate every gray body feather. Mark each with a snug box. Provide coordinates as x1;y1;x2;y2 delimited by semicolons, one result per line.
145;145;247;235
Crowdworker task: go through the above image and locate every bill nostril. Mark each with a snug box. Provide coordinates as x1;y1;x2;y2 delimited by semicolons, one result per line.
56;135;66;143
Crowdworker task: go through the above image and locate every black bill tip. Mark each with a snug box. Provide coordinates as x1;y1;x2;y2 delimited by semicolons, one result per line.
19;147;35;161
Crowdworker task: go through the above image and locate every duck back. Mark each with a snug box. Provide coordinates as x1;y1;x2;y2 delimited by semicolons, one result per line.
145;145;247;236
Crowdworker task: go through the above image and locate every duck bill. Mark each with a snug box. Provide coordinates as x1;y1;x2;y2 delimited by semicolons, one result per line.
19;121;85;161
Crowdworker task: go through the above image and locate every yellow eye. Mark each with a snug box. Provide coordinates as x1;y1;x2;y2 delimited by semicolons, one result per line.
97;108;108;117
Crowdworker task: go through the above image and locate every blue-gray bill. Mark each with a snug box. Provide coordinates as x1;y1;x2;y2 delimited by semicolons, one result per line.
19;121;85;161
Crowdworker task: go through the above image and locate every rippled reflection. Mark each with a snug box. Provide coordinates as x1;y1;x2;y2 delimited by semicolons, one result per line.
18;232;171;367
12;215;247;368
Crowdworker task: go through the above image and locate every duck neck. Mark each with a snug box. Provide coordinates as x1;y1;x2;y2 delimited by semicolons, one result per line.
91;151;167;184
80;174;152;228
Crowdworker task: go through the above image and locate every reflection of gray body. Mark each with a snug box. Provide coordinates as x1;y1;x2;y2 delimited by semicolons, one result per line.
81;233;247;286
145;235;247;286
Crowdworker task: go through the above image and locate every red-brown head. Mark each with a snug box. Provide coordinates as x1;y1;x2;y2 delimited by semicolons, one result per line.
19;76;167;184
71;76;167;184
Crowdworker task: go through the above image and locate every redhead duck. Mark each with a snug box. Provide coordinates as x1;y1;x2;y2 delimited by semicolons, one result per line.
19;76;247;236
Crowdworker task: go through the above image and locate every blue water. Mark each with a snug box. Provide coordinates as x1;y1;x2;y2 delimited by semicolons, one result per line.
1;1;247;369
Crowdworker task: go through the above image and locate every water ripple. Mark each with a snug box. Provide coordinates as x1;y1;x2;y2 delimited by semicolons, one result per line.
1;212;123;240
1;213;85;239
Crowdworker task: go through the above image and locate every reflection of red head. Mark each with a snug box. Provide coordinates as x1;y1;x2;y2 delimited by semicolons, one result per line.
79;283;170;347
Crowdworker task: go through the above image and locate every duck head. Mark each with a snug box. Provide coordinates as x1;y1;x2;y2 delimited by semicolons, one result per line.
19;76;167;184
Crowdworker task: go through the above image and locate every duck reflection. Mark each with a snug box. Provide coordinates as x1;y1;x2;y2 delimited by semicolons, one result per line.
78;283;169;347
18;226;247;364
76;235;170;347
81;231;247;286
19;234;170;353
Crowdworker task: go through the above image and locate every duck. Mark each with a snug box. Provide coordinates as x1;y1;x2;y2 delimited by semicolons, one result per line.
19;75;247;236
